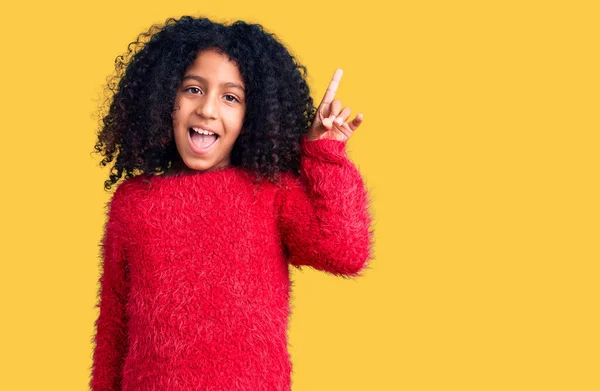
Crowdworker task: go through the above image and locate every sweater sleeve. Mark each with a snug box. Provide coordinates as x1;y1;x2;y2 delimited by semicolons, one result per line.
277;135;375;277
90;184;130;391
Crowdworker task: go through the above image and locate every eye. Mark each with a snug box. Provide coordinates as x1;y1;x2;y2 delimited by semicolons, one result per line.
224;94;240;103
184;87;202;94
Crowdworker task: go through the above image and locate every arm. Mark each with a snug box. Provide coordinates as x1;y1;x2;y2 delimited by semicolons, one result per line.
277;136;374;277
90;185;130;391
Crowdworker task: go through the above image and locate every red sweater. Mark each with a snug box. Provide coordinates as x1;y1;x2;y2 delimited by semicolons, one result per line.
90;137;374;390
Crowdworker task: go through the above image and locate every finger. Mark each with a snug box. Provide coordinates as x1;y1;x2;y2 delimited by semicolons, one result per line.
347;113;364;132
329;99;342;119
318;68;343;109
334;122;353;140
334;106;352;126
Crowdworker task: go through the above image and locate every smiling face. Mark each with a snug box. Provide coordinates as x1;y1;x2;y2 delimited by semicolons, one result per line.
171;49;246;174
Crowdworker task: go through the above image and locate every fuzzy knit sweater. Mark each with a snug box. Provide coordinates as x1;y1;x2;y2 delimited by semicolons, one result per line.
90;136;374;391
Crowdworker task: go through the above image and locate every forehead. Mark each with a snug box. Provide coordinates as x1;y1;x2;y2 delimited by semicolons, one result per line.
184;49;244;84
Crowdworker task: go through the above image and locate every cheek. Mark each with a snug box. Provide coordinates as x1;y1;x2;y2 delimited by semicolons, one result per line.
224;108;245;132
172;109;187;129
171;96;188;127
236;108;246;128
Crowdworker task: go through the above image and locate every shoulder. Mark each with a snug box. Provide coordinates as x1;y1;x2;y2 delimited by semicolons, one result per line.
275;170;303;192
114;174;147;195
273;170;305;209
109;174;150;210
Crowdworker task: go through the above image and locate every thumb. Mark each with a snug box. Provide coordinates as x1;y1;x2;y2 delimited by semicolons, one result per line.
322;116;334;128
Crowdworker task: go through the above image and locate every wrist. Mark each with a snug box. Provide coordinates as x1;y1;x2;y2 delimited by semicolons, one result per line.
301;134;348;163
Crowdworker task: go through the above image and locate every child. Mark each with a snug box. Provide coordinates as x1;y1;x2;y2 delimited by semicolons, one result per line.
91;15;374;391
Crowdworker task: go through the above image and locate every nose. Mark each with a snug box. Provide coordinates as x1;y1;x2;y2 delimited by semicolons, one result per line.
195;93;217;119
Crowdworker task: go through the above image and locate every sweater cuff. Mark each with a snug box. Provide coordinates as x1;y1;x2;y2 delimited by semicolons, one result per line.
301;135;348;164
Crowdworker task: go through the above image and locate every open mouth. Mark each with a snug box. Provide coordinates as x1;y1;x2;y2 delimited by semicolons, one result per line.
188;128;219;152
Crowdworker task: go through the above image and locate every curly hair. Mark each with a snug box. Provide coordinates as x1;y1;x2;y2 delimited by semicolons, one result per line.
93;16;316;191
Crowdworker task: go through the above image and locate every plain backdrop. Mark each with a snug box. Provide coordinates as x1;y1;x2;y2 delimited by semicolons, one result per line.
0;1;598;390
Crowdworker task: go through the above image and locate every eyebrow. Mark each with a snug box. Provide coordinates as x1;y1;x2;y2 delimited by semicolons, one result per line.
181;75;245;93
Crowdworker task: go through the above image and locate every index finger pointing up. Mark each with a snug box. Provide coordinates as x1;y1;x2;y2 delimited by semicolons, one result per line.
318;68;343;108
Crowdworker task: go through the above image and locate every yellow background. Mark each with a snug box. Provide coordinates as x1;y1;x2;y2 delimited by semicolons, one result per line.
0;0;598;390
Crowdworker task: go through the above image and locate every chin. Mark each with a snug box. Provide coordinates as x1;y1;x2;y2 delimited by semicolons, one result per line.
186;156;232;172
183;159;213;172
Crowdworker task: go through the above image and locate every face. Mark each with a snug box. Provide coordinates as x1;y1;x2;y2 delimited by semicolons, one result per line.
171;49;246;173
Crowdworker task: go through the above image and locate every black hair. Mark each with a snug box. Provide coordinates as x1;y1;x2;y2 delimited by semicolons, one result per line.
93;16;316;190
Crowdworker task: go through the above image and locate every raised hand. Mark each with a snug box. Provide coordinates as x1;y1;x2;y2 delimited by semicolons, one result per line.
306;68;364;142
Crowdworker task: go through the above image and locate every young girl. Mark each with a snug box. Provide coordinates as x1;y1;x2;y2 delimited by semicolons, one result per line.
91;15;374;391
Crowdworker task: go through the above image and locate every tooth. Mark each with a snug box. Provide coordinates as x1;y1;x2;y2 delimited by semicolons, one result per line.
193;127;214;135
